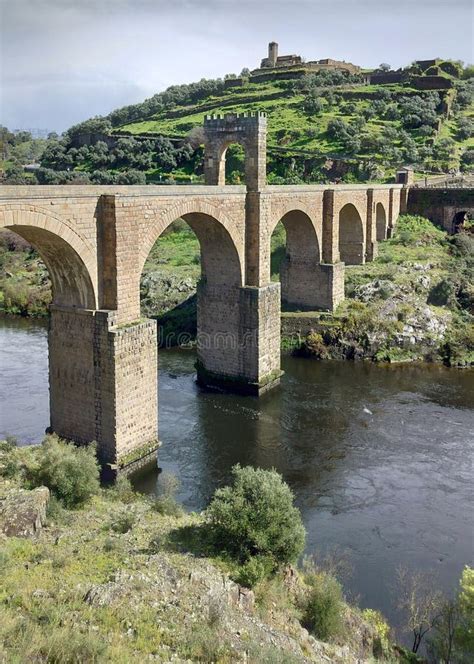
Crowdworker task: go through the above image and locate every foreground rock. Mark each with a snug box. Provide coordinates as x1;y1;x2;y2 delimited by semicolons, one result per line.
0;486;49;537
84;553;366;663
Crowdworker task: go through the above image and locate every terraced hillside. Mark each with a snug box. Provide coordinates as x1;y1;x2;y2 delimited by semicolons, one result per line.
2;61;473;186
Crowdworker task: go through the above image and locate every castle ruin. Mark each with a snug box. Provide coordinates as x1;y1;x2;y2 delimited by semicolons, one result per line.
256;41;361;76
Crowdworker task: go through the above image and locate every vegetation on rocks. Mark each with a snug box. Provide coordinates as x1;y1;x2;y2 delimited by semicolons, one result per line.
1;439;472;662
292;215;473;366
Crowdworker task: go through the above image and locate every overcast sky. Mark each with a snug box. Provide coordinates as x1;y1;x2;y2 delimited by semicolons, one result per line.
1;0;473;132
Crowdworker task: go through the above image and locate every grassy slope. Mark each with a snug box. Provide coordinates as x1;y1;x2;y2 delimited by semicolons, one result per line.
0;442;412;664
115;77;474;180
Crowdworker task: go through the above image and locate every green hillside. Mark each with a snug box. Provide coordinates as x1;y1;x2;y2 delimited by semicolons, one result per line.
2;61;473;185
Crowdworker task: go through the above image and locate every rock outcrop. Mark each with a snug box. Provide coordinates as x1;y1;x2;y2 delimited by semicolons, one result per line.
0;486;49;537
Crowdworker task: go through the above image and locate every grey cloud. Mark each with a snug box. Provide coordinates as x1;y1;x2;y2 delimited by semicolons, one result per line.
1;0;472;131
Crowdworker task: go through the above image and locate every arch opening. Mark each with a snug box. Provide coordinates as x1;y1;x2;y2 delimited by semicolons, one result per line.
140;212;243;365
339;203;365;265
270;210;321;310
221;142;246;185
375;202;387;242
1;225;96;310
452;210;470;234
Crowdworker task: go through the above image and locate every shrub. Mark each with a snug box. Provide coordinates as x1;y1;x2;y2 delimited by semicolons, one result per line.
109;475;136;503
362;608;391;658
31;436;100;508
300;332;329;359
302;572;346;642
440;322;474;366
110;510;136;533
452;232;474;258
206;465;306;567
234;555;274;589
428;278;456;306
152;472;183;517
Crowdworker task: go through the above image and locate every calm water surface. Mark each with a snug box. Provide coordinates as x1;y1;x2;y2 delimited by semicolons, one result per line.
1;316;473;634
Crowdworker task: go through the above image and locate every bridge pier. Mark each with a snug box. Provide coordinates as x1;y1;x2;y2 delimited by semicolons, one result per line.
196;282;281;395
49;306;158;469
280;258;345;311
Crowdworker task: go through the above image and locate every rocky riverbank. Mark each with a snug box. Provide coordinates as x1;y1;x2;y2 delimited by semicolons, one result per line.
0;438;428;664
286;217;473;367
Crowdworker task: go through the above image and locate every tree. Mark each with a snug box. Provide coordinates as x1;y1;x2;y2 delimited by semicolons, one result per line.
427;599;461;663
427;567;474;663
457;117;474;141
303;92;324;115
379;63;391;71
395;567;443;653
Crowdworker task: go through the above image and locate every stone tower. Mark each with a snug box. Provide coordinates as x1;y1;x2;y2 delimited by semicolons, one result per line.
268;41;278;67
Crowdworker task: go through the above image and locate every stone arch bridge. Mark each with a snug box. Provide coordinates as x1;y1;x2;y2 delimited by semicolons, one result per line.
0;113;405;469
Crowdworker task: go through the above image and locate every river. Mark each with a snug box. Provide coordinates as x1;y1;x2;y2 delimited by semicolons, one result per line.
1;316;473;637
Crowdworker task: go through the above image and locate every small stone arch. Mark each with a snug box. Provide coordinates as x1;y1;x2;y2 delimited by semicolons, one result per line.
0;205;97;308
339;203;365;265
452;210;469;234
203;113;267;190
375;202;388;241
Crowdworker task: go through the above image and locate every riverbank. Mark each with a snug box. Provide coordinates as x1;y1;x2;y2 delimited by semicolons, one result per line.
0;438;450;663
1;215;472;366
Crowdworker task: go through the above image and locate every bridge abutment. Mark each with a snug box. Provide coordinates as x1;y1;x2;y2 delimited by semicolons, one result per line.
49;306;158;468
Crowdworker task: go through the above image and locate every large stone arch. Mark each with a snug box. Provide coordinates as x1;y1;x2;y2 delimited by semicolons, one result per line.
278;209;321;309
339;203;365;265
138;201;246;380
0;205;97;308
138;199;244;286
375;202;388;241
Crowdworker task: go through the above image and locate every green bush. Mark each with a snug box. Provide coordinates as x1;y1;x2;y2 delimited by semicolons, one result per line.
234;555;274;589
428;278;456;306
31;436;100;508
206;465;306;568
108;475;137;503
300;332;329;359
110;510;135;533
152;472;183;517
302;572;346;642
362;608;391;658
452;232;474;258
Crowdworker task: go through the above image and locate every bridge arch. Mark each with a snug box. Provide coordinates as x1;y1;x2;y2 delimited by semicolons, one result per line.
452;210;469;233
0;205;97;309
269;208;323;309
138;200;244;284
339;203;365;265
139;202;244;379
375;202;388;241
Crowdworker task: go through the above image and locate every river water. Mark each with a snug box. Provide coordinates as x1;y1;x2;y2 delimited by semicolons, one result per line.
1;316;473;634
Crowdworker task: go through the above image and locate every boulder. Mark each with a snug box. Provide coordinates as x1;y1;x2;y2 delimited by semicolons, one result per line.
0;486;49;537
